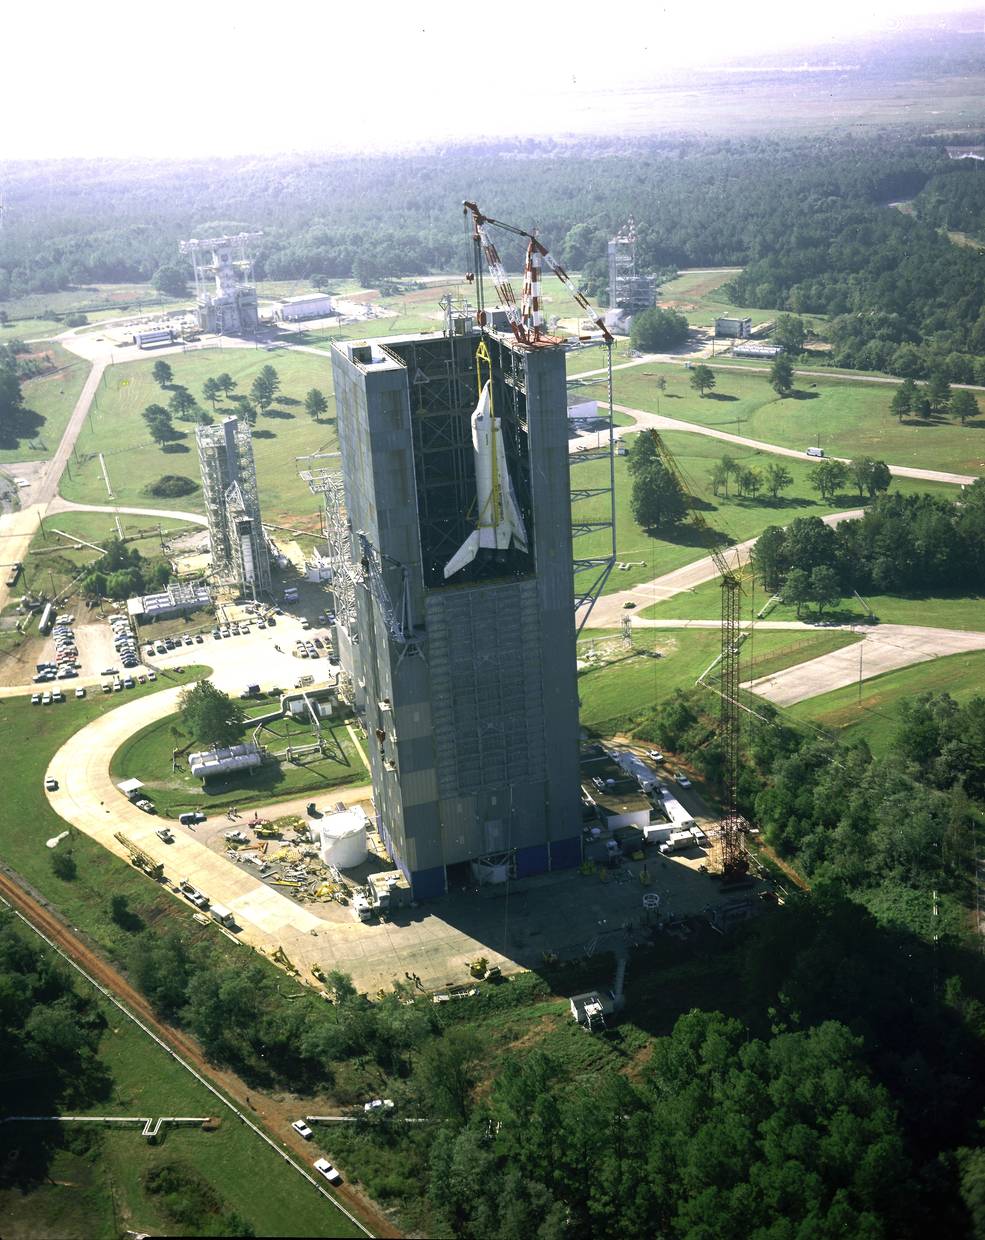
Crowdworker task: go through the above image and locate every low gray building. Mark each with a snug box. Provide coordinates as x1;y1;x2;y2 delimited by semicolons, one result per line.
127;581;211;625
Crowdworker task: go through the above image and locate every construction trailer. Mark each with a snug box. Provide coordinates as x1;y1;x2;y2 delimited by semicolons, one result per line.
276;293;335;322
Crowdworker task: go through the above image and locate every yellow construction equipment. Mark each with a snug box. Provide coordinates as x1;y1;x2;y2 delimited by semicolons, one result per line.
114;831;164;881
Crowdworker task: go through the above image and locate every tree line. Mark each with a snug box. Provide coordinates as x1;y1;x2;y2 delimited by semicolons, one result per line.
752;484;985;603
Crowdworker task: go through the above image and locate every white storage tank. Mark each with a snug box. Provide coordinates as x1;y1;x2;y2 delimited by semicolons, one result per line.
318;807;368;869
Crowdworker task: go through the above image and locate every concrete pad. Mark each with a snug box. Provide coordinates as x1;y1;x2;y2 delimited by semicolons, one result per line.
744;623;985;706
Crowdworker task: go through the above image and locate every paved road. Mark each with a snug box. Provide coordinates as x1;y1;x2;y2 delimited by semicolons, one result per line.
47;496;208;526
744;623;985;706
588;508;864;627
610;403;978;487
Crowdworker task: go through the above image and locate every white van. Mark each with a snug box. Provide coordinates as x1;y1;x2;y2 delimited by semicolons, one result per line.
210;903;236;929
805;446;824;458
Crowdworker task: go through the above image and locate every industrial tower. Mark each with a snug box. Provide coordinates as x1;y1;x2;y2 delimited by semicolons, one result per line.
179;232;262;335
607;218;658;316
324;324;583;901
197;416;271;598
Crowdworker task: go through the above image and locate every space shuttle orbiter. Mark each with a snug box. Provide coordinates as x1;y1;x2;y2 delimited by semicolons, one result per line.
443;380;528;578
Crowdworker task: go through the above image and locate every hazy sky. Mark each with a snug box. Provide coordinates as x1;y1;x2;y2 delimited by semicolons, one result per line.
4;0;982;159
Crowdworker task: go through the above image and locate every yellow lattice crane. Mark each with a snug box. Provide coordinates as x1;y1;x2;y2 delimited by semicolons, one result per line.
648;433;748;881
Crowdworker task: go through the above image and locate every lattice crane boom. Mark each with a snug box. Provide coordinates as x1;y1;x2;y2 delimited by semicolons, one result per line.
463;201;613;346
648;432;748;880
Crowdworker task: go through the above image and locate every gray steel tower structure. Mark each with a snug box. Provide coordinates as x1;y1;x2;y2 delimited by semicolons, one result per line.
330;328;582;900
179;233;261;335
197;416;271;597
607;218;658;315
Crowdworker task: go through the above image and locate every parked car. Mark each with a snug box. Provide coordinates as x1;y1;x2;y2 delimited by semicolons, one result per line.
291;1119;313;1140
135;798;156;813
41;693;52;705
313;1158;341;1184
675;772;692;788
44;777;58;791
363;1098;395;1114
647;749;664;763
31;693;40;705
180;811;207;825
156;827;175;843
74;687;85;698
147;671;157;681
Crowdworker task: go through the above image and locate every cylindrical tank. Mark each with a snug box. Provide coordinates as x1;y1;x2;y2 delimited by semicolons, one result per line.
318;809;368;869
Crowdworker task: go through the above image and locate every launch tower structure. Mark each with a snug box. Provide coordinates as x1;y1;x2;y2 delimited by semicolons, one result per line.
197;416;271;598
607;218;657;315
179;232;262;335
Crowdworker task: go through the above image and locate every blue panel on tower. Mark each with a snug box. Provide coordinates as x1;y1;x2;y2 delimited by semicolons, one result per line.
410;865;446;901
515;843;550;878
550;836;583;872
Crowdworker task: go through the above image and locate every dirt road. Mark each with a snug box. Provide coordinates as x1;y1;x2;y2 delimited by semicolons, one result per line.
0;865;400;1239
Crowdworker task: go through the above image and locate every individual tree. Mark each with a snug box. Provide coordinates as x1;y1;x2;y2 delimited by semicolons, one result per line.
710;453;738;498
765;462;793;499
628;306;690;353
304;388;329;421
152;264;188;297
809;459;848;502
0;360;24;435
202;377;221;409
890;386;912;422
769;355;795;396
867;460;892;497
626;428;661;476
216;373;236;397
810;564;842;614
927;371;952;415
259;364;281;398
168;386;196;420
738;466;763;498
250;372;276;413
772;313;806;353
783;567;812;617
50;849;77;881
414;1026;486;1121
689;364;716;397
915;392;933;420
142;403;173;445
654;375;667;396
751;525;787;591
311;273;331;290
631;460;687;529
951;389;979;425
151;359;173;388
178;679;245;747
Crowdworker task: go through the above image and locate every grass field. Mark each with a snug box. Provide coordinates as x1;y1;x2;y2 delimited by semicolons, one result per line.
20;511;198;601
0;341;90;464
577;626;858;734
58;349;337;527
641;572;985;631
609;362;985;476
111;708;368;817
572;428;954;598
2;283;188;332
788;649;985;755
656;269;782;330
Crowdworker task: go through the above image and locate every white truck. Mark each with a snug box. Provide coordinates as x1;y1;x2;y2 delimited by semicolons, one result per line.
210;902;236;929
659;830;697;856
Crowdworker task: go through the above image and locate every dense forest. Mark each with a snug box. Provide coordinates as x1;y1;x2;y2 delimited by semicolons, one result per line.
6;134;985;376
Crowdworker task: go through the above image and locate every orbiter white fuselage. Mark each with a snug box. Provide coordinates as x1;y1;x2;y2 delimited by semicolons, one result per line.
443;380;528;578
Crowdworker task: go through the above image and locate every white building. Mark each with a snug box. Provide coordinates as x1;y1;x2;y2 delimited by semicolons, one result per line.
276;293;335;322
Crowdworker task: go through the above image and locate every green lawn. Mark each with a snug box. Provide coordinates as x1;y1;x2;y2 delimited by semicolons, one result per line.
611;363;985;477
656;269;784;330
58;349;337;527
577;626;855;734
2;282;188;328
641;570;985;632
20;510;197;600
111;709;368;817
572;429;954;599
0;342;91;464
788;649;985;755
